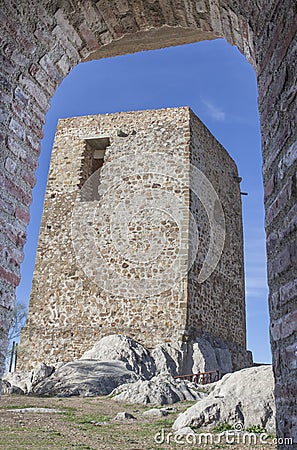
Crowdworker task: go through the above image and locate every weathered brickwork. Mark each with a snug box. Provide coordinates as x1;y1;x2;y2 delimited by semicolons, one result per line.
0;1;295;446
19;107;249;372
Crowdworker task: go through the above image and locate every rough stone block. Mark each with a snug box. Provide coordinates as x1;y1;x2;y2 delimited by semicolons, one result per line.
39;54;63;86
3;176;31;207
14;87;29;108
78;23;101;51
15;207;30;226
4;157;17;174
271;309;297;342
19;75;49;113
265;178;293;227
280;279;297;307
52;25;80;64
269;242;296;280
9;118;25;141
54;9;83;47
264;173;275;201
0;265;20;288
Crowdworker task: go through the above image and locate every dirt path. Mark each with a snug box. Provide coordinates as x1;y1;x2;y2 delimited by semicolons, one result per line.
0;394;277;449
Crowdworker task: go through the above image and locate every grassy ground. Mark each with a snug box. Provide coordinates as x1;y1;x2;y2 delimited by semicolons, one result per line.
0;394;277;450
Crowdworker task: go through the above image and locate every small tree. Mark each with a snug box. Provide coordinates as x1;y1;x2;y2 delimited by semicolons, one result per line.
5;303;27;372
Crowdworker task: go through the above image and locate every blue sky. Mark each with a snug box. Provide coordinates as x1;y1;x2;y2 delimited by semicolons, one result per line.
17;38;271;363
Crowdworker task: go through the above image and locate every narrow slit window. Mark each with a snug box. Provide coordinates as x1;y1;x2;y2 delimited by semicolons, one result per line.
80;135;110;201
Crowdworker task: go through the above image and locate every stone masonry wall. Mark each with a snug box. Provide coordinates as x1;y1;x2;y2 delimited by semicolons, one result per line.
0;0;295;446
19;108;191;368
187;110;247;370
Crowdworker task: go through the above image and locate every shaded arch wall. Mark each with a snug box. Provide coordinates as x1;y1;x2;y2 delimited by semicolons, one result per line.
0;0;296;444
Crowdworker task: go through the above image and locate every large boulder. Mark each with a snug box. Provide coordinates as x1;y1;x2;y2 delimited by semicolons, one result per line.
2;363;55;394
111;374;206;405
80;335;156;380
172;365;275;433
32;360;139;397
213;347;234;375
1;379;25;395
151;342;185;377
31;362;56;386
181;338;232;375
80;334;233;380
152;337;232;377
2;371;32;394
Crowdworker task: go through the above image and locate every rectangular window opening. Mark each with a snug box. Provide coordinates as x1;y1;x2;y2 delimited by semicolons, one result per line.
79;135;110;201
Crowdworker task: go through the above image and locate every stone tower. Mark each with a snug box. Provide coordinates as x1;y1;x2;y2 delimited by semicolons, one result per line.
19;107;251;371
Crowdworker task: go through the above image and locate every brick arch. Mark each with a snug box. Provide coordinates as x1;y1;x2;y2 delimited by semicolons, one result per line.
0;1;296;445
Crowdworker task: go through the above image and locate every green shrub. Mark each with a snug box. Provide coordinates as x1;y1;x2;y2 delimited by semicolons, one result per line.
213;422;234;432
245;424;266;434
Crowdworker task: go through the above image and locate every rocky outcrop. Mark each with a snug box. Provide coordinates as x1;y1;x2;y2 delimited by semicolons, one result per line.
2;363;56;395
151;342;184;377
80;334;233;379
3;359;139;397
152;337;232;377
80;335;233;379
2;334;246;403
2;337;274;432
113;412;136;421
143;408;170;418
172;365;275;432
110;375;206;405
32;360;139;397
80;335;156;380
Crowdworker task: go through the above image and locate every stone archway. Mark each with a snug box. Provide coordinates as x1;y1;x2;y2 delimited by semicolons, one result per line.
0;1;296;445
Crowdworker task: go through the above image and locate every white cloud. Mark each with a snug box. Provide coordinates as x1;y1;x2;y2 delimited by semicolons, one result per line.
202;99;226;121
245;288;268;299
